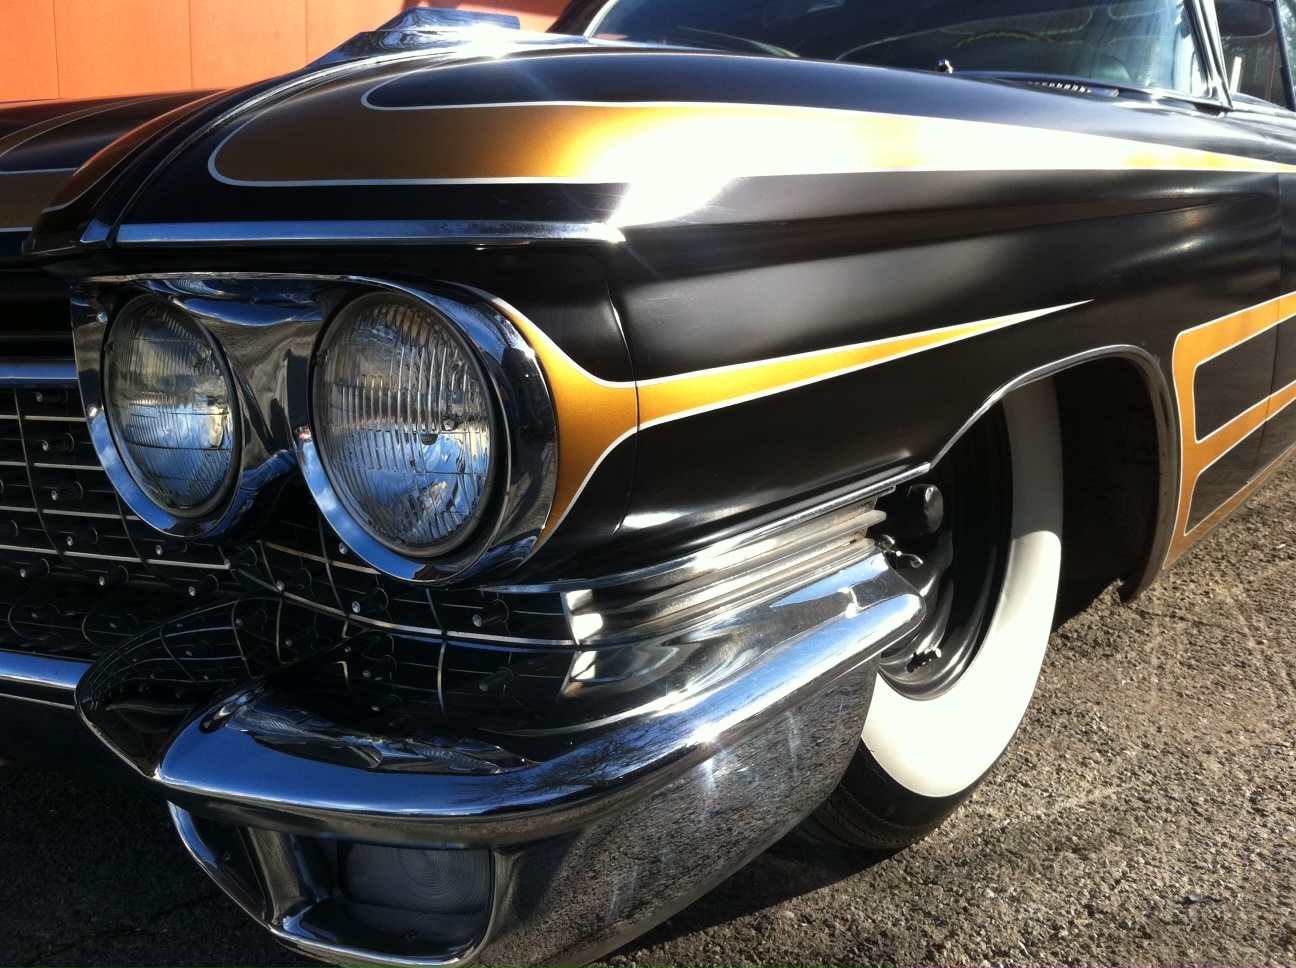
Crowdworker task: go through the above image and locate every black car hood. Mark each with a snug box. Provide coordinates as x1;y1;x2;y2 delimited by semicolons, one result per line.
11;24;1268;264
19;33;612;259
0;92;212;261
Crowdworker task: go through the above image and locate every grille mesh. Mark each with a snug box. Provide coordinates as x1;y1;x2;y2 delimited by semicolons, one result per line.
0;384;576;727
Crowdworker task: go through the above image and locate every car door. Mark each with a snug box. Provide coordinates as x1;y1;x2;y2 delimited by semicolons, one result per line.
1174;0;1296;537
1230;0;1296;476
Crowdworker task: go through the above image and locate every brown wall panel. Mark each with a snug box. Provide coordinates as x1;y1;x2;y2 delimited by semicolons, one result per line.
499;0;571;30
0;0;568;103
0;0;59;102
306;0;405;60
53;0;192;98
191;0;307;90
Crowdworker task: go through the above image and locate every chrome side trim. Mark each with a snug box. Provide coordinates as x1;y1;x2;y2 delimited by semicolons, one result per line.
149;551;922;845
562;504;886;646
498;464;926;595
115;220;625;247
0;361;77;386
0;649;89;704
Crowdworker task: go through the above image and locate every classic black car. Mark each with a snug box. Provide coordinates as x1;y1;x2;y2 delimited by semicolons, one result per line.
1;0;1293;963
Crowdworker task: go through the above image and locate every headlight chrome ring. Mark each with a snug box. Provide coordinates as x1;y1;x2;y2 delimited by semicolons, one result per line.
312;293;498;557
70;275;558;581
298;283;558;584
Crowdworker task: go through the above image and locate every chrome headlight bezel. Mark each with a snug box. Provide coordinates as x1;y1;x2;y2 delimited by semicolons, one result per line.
309;291;501;561
70;275;558;582
72;290;264;540
298;285;557;583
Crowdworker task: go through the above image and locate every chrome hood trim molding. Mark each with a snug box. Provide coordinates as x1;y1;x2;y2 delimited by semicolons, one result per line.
114;219;625;247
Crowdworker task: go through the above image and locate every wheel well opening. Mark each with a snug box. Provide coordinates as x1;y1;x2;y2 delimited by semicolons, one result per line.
1051;357;1163;625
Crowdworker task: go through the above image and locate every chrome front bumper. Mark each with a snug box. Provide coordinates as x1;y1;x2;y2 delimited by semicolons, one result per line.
1;551;921;966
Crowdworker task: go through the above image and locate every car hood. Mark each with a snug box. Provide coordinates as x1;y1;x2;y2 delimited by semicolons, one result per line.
18;32;615;259
15;30;1078;259
0;92;214;260
11;23;1257;265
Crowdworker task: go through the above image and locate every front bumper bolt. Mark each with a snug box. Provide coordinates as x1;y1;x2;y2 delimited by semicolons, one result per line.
899;483;945;536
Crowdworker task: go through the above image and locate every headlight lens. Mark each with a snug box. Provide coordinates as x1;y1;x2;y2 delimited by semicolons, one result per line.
104;300;238;516
313;295;495;556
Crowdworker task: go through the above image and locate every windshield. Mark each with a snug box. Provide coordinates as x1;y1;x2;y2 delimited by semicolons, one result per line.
587;0;1211;96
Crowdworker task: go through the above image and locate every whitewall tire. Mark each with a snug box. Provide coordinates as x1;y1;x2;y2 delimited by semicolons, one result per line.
801;378;1062;848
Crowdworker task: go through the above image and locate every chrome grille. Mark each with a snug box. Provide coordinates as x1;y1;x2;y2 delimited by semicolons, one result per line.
0;385;234;587
0;383;578;726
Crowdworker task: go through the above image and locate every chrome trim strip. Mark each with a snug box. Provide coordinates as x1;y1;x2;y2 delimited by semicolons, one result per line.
498;464;926;595
0;361;77;386
0;649;89;703
0;543;58;555
0;507;142;522
269;585;573;645
115;220;625;247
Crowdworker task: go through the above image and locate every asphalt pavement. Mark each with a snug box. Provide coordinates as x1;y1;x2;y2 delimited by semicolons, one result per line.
2;463;1294;967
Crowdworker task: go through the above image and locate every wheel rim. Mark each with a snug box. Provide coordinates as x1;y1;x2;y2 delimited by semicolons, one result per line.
876;408;1013;700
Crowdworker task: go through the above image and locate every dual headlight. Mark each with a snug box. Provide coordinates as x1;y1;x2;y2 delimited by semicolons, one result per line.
104;300;238;516
312;294;495;555
100;291;502;566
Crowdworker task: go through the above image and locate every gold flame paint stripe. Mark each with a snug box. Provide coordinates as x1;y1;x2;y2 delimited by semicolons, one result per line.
495;301;1085;543
495;306;638;546
211;95;1296;187
1176;436;1296;565
637;304;1081;428
1169;291;1296;563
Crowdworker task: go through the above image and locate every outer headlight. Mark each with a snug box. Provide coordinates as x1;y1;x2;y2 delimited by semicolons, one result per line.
103;299;238;517
312;294;496;556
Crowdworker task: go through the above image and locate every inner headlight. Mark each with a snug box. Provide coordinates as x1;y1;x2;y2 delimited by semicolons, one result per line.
313;294;496;556
103;299;238;517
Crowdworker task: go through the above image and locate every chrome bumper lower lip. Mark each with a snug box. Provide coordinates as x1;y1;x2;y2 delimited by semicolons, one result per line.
153;553;921;843
165;552;921;966
1;551;922;966
0;650;88;704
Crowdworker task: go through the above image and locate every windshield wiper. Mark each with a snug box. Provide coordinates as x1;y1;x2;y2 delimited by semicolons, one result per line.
956;69;1217;110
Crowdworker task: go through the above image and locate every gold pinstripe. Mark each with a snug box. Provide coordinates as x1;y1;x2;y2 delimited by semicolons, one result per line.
1169;292;1296;564
495;301;1082;543
212;92;1296;187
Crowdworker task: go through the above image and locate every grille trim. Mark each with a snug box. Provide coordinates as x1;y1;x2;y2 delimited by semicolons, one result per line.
0;380;580;727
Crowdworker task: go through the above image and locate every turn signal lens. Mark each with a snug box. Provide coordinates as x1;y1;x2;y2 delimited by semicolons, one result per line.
103;300;237;516
313;295;495;555
340;844;492;950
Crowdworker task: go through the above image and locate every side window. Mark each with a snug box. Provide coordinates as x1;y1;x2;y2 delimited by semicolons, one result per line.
1216;0;1292;107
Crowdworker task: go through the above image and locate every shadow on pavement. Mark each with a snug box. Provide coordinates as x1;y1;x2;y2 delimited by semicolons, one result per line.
606;832;894;957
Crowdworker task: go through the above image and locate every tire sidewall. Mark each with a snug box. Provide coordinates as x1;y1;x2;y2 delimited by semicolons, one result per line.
859;379;1063;808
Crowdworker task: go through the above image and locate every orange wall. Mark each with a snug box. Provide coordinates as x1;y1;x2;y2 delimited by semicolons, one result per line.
0;0;568;102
